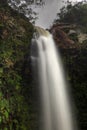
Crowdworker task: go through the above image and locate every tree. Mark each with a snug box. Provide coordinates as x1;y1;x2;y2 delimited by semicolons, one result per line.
54;1;87;33
7;0;44;23
0;0;44;23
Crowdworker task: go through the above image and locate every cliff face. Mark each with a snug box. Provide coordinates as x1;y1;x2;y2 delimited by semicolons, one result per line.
0;5;38;130
50;24;75;49
50;23;87;130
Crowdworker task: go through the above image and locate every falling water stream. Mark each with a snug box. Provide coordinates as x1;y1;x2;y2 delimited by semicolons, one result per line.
31;27;75;130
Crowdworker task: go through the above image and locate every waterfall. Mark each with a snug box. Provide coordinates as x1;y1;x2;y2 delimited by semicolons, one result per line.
31;27;75;130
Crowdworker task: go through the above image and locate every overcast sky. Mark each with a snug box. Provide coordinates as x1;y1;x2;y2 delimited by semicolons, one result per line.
34;0;84;28
34;0;63;28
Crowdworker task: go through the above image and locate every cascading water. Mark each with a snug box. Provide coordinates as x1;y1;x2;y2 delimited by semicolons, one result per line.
31;27;75;130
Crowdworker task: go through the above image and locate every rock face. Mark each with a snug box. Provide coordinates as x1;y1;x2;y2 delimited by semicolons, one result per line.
50;23;76;49
50;23;87;130
50;23;87;48
78;33;87;43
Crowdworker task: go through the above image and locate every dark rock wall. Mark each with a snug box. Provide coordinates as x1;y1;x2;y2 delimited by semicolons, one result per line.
50;23;87;130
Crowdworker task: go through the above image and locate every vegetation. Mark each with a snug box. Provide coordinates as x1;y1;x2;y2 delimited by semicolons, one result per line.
60;45;87;130
53;1;87;129
0;0;87;130
0;4;40;130
0;0;44;24
7;0;44;24
54;1;87;33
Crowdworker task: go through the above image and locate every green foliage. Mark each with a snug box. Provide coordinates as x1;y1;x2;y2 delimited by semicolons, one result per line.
69;33;78;42
0;0;45;23
0;6;35;130
7;0;45;23
61;43;87;130
54;1;87;33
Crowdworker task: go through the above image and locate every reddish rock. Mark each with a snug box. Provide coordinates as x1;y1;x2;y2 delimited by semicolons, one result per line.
50;24;77;49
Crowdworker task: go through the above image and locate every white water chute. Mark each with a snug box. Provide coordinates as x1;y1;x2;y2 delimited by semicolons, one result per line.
31;27;75;130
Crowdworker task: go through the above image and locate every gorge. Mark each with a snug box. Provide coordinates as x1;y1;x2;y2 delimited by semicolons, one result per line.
0;1;87;130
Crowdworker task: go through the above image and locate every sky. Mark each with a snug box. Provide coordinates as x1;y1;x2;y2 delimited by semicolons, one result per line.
34;0;84;28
